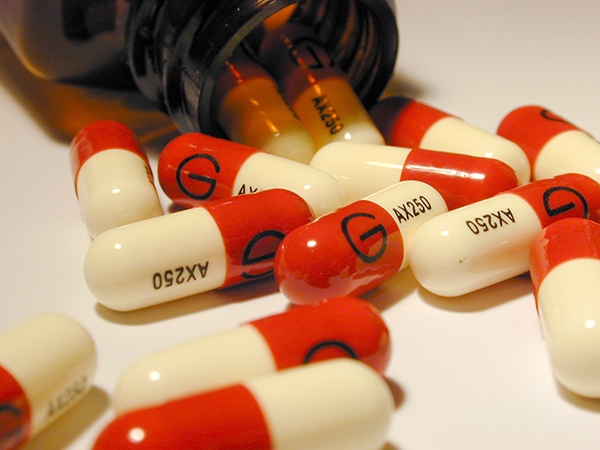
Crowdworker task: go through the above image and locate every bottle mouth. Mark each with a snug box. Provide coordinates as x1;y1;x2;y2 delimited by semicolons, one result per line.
128;0;398;136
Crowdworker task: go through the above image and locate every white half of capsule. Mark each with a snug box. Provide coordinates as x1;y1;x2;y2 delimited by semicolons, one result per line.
537;258;600;398
76;149;163;238
533;129;600;182
84;207;228;311
245;359;394;450
310;142;412;202
217;77;317;164
114;325;276;415
293;78;386;150
233;151;347;216
365;181;448;270
420;116;531;184
0;314;97;436
408;193;542;297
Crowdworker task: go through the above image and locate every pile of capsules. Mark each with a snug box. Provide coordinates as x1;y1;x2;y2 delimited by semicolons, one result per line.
4;19;600;450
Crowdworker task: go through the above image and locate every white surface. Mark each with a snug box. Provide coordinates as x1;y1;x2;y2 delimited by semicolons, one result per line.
1;0;600;449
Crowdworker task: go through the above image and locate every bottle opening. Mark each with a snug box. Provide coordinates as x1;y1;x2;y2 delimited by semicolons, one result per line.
128;0;398;136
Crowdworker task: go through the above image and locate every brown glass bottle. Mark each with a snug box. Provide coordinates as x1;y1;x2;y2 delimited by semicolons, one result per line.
0;0;399;136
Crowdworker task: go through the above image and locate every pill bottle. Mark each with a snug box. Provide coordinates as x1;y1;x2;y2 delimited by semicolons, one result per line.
0;0;399;136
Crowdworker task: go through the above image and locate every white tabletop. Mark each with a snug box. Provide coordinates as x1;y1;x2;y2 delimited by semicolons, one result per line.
1;0;600;449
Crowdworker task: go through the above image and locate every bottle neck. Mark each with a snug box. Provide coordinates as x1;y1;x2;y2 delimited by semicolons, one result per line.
126;0;398;135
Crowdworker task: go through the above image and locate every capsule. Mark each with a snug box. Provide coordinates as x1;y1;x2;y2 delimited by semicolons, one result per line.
214;48;316;163
408;173;600;297
93;359;394;450
0;314;97;449
497;105;600;183
158;133;346;216
530;218;600;398
114;296;390;414
310;142;518;208
84;189;314;311
369;95;531;184
258;23;385;149
70;121;163;238
275;181;448;304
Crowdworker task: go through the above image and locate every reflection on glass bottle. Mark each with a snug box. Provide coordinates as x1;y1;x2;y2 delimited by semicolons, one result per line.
0;0;131;84
0;0;399;140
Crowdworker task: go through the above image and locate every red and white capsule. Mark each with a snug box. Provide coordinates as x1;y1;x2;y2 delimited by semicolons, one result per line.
158;133;346;216
70;121;162;238
0;314;97;449
310;142;518;208
84;189;314;311
114;296;390;414
497;105;600;183
258;24;385;149
93;359;394;450
409;173;600;297
369;95;531;184
214;48;316;163
275;180;448;304
530;217;600;398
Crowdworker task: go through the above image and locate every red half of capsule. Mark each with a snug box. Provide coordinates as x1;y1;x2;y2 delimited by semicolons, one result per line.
158;133;263;208
369;95;452;148
251;296;391;374
511;173;600;227
205;189;315;288
530;217;600;303
70;120;150;193
275;200;404;305
0;365;32;448
93;384;271;450
400;148;518;210
497;105;587;168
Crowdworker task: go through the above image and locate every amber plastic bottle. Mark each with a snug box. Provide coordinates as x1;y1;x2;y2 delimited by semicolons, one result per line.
0;0;398;136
